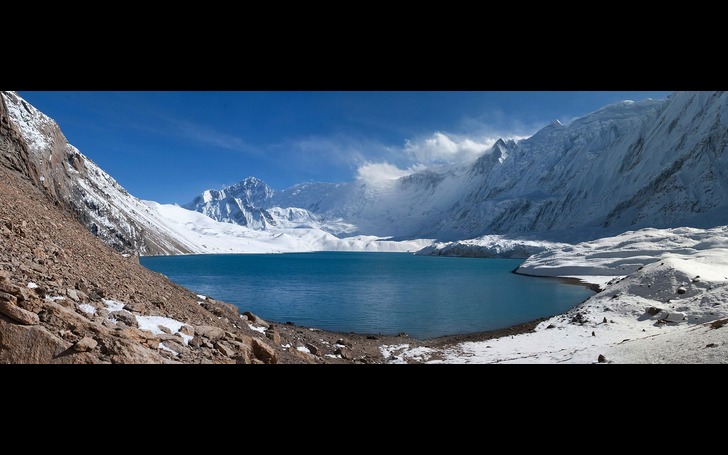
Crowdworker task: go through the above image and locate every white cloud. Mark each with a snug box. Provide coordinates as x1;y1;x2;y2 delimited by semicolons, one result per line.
403;132;501;165
356;162;425;183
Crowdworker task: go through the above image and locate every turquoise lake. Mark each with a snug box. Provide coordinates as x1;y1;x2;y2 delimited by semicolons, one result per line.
140;252;594;340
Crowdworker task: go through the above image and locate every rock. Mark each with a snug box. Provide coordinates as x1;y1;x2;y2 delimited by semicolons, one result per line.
265;329;281;345
159;333;185;344
335;346;352;359
645;306;661;316
179;325;195;337
592;331;596;337
188;336;203;348
0;299;40;325
251;337;277;364
243;311;270;328
664;312;686;323
602;317;608;323
305;342;319;356
215;341;236;357
0;318;85;363
677;287;687;295
117;327;159;349
235;348;252;364
0;290;17;304
161;338;189;356
195;325;225;341
598;354;607;363
66;289;80;302
336;338;353;348
74;336;98;352
158;325;172;334
225;339;251;359
710;318;728;329
17;296;43;314
31;285;46;298
0;270;10;281
110;310;138;328
0;281;23;297
123;302;144;313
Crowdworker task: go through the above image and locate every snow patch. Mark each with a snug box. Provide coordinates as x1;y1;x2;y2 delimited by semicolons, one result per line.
102;299;125;312
158;343;178;356
248;324;266;334
79;304;97;315
137;315;193;344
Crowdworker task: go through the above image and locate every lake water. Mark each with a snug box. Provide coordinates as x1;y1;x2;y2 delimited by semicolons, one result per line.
140;252;594;340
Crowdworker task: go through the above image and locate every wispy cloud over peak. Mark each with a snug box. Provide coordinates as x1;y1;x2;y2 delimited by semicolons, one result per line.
403;131;497;165
355;162;426;183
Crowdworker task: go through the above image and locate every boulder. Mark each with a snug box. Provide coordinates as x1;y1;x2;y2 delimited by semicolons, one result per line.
74;336;98;352
178;325;195;337
123;302;145;313
251;337;277;364
215;341;236;357
110;310;138;328
0;299;40;325
195;325;225;341
265;329;281;345
335;346;353;360
243;311;270;329
0;317;91;364
305;342;319;356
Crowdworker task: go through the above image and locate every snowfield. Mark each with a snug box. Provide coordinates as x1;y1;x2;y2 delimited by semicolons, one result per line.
384;226;728;363
144;201;433;255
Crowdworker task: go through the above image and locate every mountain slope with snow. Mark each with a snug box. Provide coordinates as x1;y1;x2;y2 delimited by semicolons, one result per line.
1;91;198;255
189;92;728;243
1;91;429;256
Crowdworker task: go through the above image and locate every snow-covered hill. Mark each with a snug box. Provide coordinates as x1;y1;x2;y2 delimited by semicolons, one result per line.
383;225;728;363
189;91;728;243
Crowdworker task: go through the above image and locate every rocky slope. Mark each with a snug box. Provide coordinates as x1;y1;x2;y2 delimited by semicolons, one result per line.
1;91;194;255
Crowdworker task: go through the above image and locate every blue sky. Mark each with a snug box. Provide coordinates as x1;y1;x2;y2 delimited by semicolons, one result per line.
18;91;672;204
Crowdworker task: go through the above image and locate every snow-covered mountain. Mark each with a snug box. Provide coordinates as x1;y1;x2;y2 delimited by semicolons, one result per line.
6;90;728;258
0;91;426;255
189;91;728;243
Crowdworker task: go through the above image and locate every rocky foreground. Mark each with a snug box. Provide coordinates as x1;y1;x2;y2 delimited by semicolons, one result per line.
0;125;452;364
